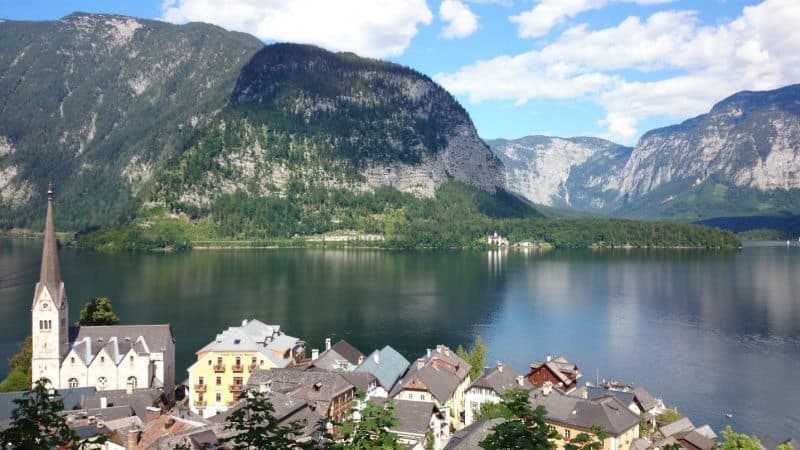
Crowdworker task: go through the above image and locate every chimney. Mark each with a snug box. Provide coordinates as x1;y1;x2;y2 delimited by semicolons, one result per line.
325;338;331;351
436;345;443;354
543;381;553;396
517;375;524;386
444;348;450;357
426;348;431;358
358;355;364;365
100;397;108;409
497;362;504;373
312;349;319;360
241;319;248;327
417;358;425;370
127;429;140;447
546;355;552;362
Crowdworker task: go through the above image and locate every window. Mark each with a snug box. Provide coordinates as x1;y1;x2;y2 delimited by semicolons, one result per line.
199;376;204;386
207;359;211;365
217;357;223;365
564;429;571;439
68;378;78;388
216;376;222;386
130;355;134;363
70;357;75;364
233;377;243;386
100;356;105;363
235;357;241;365
215;393;221;402
128;376;137;389
97;376;108;387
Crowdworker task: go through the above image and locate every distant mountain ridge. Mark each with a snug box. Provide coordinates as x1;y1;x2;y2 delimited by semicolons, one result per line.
490;84;800;221
0;13;505;232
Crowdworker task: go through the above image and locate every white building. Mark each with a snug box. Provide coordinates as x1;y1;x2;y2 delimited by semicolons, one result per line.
464;362;532;426
30;187;175;391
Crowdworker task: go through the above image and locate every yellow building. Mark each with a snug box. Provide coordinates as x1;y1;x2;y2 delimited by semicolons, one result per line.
187;319;305;418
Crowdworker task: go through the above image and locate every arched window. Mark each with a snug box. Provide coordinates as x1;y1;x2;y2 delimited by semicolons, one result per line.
127;376;137;389
68;378;79;388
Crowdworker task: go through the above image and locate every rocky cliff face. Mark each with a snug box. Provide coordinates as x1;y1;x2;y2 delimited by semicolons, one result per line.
487;136;630;211
492;84;800;219
153;43;505;211
0;16;505;230
0;13;264;228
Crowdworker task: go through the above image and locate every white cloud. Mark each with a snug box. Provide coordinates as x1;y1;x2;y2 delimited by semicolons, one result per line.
159;0;433;58
440;0;479;39
510;0;674;38
438;0;800;142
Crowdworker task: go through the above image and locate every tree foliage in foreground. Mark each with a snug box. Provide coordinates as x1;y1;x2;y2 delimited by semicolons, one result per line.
221;389;310;450
337;399;403;450
0;378;107;449
480;389;559;449
0;336;32;392
719;426;762;450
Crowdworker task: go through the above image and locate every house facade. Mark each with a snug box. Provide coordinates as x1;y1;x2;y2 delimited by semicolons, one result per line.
525;355;581;393
390;345;471;425
464;362;533;426
30;187;174;392
187;319;305;418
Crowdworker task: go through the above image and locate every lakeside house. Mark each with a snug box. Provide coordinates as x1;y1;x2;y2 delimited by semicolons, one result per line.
487;231;509;247
355;345;410;398
186;319;305;418
306;338;365;371
530;381;641;450
464;361;533;426
390;345;471;426
526;355;581;393
30;188;175;392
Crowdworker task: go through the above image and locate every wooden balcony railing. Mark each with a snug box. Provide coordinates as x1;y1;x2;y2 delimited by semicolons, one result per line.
229;384;244;393
213;364;225;373
195;399;207;406
194;384;207;393
232;364;244;373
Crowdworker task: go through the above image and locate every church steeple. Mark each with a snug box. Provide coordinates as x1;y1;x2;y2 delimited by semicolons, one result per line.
39;183;62;288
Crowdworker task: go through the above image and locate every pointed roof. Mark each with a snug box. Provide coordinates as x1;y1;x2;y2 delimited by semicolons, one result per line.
33;185;66;308
40;187;62;287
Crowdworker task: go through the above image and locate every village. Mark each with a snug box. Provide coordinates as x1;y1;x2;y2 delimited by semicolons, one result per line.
1;183;794;450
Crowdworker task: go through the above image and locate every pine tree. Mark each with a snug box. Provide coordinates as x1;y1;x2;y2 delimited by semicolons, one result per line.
76;297;121;326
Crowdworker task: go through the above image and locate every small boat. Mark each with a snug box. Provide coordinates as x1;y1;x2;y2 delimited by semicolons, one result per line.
725;413;733;419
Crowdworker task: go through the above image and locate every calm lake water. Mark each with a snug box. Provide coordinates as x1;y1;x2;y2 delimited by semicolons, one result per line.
1;239;799;438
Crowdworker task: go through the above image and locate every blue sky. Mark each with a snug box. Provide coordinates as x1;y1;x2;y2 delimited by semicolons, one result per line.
2;0;798;144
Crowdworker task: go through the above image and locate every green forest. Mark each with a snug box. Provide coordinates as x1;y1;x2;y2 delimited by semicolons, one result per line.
78;182;741;251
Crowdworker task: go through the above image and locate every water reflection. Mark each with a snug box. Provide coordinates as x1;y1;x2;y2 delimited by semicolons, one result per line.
0;241;798;437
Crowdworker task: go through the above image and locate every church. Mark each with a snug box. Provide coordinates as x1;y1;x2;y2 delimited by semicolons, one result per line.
30;186;175;391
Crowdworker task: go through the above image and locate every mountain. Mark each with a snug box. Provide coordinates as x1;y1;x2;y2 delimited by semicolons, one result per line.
0;14;505;232
487;136;631;212
491;84;800;223
0;13;264;229
614;84;800;220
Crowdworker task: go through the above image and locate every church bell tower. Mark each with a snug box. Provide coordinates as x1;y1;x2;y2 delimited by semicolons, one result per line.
30;184;69;387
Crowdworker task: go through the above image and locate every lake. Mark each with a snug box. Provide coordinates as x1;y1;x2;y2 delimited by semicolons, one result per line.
1;239;798;438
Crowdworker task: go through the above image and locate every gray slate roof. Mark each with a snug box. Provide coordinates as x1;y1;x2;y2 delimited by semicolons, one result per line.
658;417;695;438
470;363;532;394
388;399;435;436
195;319;302;369
444;418;504;449
390;345;470;404
1;386;96;429
632;386;659;411
528;388;640;436
247;368;354;413
81;388;166;422
675;429;716;450
331;340;365;366
69;325;172;366
338;371;377;393
571;386;635;407
310;349;352;371
356;346;410;390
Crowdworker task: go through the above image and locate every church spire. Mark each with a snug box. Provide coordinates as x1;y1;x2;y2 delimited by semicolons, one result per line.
39;183;61;287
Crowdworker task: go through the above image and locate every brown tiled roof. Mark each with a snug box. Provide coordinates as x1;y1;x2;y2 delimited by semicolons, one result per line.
331;340;365;366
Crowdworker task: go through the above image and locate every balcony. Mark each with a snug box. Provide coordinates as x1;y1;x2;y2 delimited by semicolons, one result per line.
248;362;259;371
232;364;244;373
194;384;207;393
229;384;244;394
213;364;226;373
195;399;207;407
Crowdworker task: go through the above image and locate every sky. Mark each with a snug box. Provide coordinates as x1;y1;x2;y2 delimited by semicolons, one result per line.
2;0;799;145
